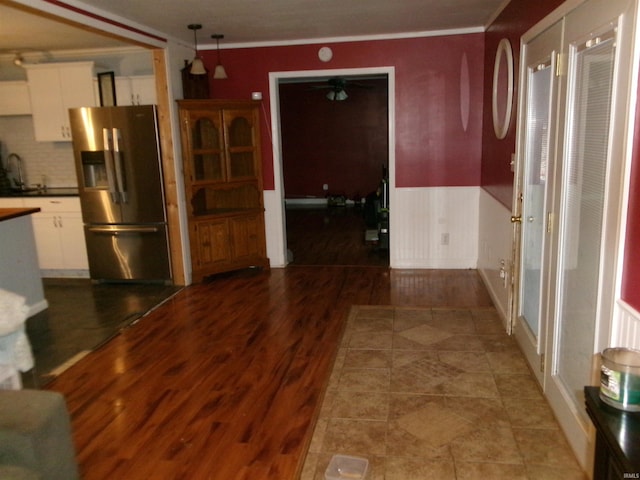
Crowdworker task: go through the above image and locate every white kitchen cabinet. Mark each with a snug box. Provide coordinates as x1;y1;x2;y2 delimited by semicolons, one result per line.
115;75;156;105
92;75;156;106
25;62;95;142
21;197;88;272
0;81;31;115
0;198;27;208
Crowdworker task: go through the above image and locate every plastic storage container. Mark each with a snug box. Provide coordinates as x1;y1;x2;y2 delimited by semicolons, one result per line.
325;455;368;480
600;347;640;412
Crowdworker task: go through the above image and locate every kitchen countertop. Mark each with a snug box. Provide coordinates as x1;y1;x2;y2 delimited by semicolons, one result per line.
0;207;41;222
0;187;79;197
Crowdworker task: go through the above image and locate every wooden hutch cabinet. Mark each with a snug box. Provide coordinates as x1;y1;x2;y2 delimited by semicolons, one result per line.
177;99;269;282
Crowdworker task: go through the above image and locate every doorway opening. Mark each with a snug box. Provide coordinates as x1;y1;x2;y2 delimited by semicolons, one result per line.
267;67;396;267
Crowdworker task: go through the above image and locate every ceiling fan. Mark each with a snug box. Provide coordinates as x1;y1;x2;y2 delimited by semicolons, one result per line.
310;77;372;101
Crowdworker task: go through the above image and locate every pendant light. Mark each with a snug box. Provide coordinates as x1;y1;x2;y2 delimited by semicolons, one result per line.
211;34;228;79
188;24;206;75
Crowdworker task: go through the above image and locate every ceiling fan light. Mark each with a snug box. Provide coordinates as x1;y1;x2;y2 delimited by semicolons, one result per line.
213;64;228;79
326;91;336;101
336;90;348;101
190;57;206;75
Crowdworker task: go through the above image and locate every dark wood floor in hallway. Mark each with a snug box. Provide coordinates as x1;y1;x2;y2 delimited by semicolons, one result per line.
45;267;494;479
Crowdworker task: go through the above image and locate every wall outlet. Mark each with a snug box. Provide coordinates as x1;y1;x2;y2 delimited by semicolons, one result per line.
441;233;449;245
323;184;329;191
499;259;508;288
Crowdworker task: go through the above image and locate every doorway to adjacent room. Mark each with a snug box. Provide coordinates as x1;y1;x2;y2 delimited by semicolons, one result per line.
278;73;390;266
268;67;396;267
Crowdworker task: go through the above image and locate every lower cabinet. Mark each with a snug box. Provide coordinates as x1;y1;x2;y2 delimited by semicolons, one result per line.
21;198;89;273
585;386;640;480
190;213;268;282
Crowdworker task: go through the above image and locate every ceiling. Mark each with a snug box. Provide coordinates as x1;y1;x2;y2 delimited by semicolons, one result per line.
0;0;508;55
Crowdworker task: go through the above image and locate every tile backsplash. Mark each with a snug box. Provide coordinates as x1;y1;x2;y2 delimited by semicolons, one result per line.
0;116;78;188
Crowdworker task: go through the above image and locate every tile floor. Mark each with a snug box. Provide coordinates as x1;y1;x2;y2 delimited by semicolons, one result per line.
301;306;587;480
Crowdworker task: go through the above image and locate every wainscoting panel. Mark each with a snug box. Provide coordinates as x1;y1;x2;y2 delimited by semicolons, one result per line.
264;190;287;267
390;186;479;269
613;300;640;349
477;189;513;327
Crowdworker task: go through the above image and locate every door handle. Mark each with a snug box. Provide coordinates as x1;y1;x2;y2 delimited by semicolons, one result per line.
511;215;522;224
103;128;119;204
112;128;128;203
88;226;160;234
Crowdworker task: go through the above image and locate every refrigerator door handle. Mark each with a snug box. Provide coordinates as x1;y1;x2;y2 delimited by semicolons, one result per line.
112;128;128;204
88;225;161;234
102;128;119;204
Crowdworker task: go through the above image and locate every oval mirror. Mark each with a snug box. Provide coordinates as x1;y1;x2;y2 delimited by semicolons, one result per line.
492;38;514;139
460;52;470;132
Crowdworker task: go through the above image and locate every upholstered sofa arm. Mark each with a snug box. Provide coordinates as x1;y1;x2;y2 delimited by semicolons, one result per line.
0;390;79;480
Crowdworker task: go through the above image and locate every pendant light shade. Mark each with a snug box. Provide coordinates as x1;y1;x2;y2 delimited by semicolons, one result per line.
188;24;206;75
190;58;206;75
213;64;228;79
211;34;228;79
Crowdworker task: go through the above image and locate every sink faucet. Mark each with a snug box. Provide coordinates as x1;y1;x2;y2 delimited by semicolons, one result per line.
7;153;26;191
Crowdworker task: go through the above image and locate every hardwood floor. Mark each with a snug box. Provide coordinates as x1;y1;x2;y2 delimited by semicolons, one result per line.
285;206;389;266
45;267;493;479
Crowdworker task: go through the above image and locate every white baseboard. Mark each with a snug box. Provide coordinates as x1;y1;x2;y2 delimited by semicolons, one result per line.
41;270;90;279
478;267;510;331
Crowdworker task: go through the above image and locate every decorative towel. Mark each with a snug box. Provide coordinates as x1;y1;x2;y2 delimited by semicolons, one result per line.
0;289;34;372
0;288;29;336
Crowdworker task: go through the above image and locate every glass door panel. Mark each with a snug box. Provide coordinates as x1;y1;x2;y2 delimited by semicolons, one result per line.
224;110;257;180
192;116;221;149
520;62;553;341
554;33;616;416
229;152;256;178
192;116;224;182
227;116;253;147
193;153;223;181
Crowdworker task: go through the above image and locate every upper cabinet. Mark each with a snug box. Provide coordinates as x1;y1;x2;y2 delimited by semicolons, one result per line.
116;75;156;106
93;75;157;107
25;62;95;142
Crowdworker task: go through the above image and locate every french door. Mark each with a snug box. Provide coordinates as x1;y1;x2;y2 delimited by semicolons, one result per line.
512;20;563;386
512;0;636;468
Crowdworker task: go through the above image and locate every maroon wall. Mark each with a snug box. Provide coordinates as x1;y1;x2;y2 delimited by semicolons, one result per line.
196;33;485;191
481;0;565;207
621;78;640;308
279;78;388;200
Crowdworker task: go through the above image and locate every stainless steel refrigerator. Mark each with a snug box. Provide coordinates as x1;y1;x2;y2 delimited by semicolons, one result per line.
68;105;171;282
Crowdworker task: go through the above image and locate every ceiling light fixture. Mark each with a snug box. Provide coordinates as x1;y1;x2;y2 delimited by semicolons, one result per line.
327;89;348;101
188;24;206;75
211;34;228;79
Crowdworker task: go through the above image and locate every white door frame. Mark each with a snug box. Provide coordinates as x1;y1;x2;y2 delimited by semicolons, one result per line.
265;66;396;267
